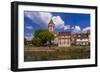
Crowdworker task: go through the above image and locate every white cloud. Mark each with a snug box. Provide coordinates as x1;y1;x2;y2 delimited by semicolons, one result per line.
52;16;64;29
25;33;34;41
64;25;70;30
25;12;68;30
25;26;33;29
72;25;81;33
82;27;90;32
72;26;74;29
24;11;52;28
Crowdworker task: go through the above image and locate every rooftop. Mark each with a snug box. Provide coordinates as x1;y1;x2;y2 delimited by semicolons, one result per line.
48;19;54;24
58;32;71;36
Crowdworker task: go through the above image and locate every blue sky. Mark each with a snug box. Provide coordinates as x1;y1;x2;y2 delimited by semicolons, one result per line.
24;11;90;40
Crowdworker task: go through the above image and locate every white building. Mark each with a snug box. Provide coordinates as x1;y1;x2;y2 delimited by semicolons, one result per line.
48;19;90;47
48;19;71;47
75;33;90;46
58;32;71;47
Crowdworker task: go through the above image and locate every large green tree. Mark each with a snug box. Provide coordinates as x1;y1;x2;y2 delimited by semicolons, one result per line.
32;29;54;47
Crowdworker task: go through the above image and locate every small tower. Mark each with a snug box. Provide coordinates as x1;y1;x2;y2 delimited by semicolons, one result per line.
48;19;55;33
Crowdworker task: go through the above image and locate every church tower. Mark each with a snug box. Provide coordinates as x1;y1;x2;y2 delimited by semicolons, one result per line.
48;19;55;33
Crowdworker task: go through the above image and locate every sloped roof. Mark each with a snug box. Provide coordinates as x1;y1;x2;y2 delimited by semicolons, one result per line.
58;32;71;36
48;19;54;24
76;33;89;38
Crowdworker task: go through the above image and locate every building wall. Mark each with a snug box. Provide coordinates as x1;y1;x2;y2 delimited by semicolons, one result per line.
58;35;71;47
54;37;58;45
58;38;70;47
48;25;54;33
76;38;89;45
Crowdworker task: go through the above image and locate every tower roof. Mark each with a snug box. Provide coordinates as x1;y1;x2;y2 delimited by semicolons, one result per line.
48;19;54;24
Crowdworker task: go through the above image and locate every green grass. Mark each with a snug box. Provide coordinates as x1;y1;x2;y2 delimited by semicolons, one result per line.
24;46;90;61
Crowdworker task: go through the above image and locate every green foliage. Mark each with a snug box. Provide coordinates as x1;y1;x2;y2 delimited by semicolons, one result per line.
32;37;41;46
32;29;54;46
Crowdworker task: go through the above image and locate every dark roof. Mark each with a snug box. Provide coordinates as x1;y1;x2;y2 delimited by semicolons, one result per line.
76;33;89;38
86;29;90;34
58;32;71;36
48;19;54;24
71;32;76;37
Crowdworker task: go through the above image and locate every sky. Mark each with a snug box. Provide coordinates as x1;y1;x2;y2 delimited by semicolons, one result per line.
24;11;90;40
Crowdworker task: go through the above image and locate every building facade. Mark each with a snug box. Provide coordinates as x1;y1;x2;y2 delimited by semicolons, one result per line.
48;19;71;47
75;33;90;46
58;32;71;47
48;19;90;47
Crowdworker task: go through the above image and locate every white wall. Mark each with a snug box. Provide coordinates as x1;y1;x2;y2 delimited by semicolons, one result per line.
0;0;99;73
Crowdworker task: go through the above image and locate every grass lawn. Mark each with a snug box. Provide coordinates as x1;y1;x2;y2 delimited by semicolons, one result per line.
24;46;90;62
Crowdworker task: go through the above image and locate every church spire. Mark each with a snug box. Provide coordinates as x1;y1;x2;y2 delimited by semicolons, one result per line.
48;19;55;33
48;19;54;24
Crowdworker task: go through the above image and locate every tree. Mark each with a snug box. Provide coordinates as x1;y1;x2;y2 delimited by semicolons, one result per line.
32;37;41;46
32;29;54;47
